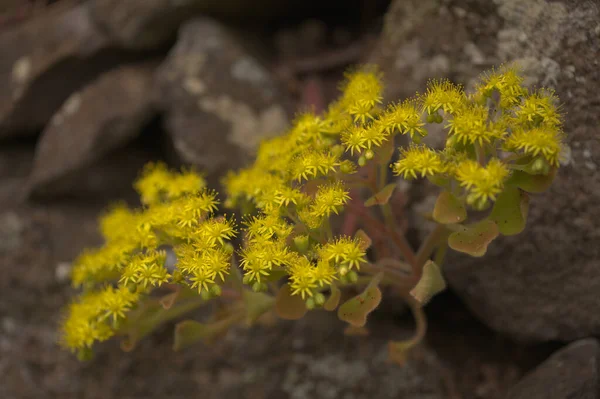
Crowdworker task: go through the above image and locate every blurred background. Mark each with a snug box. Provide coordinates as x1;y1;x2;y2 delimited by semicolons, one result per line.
1;0;599;398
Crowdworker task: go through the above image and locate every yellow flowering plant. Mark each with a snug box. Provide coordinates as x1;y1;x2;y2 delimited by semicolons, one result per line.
60;64;565;362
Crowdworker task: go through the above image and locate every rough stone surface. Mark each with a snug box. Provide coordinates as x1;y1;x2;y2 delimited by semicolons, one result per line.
372;0;600;342
28;63;158;197
155;18;291;182
89;0;316;50
507;339;600;399
0;2;128;138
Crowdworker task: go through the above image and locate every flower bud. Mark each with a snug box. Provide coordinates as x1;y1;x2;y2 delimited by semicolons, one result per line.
293;235;310;253
358;155;367;167
305;297;315;310
365;149;375;160
347;271;358;283
314;292;326;306
210;285;222;297
200;289;212;300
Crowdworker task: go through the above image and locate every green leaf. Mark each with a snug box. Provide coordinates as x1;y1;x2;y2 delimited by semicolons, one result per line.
509;168;556;193
448;219;499;257
242;290;275;325
432;191;467;224
173;316;236;351
364;183;396;207
409;260;446;305
490;186;529;236
274;283;307;320
337;274;383;327
323;284;341;311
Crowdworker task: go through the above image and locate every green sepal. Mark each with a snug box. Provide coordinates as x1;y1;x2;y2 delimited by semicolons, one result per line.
432;191;467;224
448;219;499;257
490;186;529;236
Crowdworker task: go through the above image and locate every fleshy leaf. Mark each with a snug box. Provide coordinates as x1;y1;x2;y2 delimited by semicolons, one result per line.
159;291;180;310
432;191;467;224
448;219;499;257
354;229;372;250
364;183;396;207
243;290;275;325
490;186;529;236
324;284;341;311
409;260;446;305
173;318;234;351
509;168;556;193
275;283;308;320
337;274;383;327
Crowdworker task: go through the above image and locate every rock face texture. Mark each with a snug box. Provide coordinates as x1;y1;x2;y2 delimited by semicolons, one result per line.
0;2;124;138
372;0;600;342
507;339;600;399
154;18;291;182
28;63;158;197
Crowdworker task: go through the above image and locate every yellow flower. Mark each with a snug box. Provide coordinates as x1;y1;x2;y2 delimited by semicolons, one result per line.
392;145;445;179
454;159;509;208
288;256;318;299
446;105;505;145
308;182;350;221
319;236;366;270
340;67;383;124
380;100;427;138
475;65;527;108
504;127;565;166
195;217;237;246
421;79;465;115
514;90;562;129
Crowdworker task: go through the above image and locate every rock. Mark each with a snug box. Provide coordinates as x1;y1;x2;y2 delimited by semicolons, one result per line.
0;143;34;205
0;2;126;138
154;18;291;182
28;63;158;198
507;339;600;399
372;0;600;341
90;0;323;50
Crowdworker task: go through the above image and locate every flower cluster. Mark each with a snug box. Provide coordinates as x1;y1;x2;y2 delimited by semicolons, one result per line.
61;64;564;358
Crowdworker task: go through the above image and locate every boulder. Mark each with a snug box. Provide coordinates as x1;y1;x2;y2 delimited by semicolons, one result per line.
372;0;600;341
507;339;600;399
0;2;126;138
28;63;158;198
89;0;330;50
154;18;291;182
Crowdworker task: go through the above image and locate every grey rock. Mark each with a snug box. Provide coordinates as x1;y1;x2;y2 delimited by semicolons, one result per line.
90;0;316;50
507;339;600;399
372;0;600;341
28;63;158;198
154;18;290;182
0;2;124;138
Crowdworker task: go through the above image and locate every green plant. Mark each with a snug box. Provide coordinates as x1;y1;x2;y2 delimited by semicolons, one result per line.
60;64;565;362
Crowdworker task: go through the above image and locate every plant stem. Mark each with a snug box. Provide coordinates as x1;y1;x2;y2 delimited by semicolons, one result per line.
415;224;448;275
347;201;418;267
475;142;486;166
